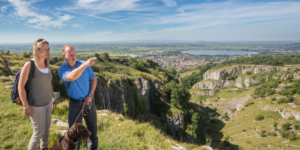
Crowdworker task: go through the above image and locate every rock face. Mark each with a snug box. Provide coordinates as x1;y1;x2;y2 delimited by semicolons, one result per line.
191;90;218;96
262;105;300;121
94;77;159;118
192;80;222;89
193;65;294;90
167;112;184;139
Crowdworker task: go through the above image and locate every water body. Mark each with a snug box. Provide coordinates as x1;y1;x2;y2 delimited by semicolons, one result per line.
183;50;257;56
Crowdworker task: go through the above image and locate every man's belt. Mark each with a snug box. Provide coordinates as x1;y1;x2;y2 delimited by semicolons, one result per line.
69;97;85;103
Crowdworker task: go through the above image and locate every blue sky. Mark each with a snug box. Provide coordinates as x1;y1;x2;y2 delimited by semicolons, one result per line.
0;0;300;43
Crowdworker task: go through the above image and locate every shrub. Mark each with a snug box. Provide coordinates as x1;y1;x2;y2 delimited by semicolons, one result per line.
268;132;277;136
23;52;30;58
288;131;296;141
246;71;251;75
231;109;237;113
242;129;246;132
271;97;276;101
245;101;254;107
273;122;278;128
282;123;291;130
294;124;300;130
277;98;285;104
285;97;294;103
280;130;290;138
255;115;264;121
221;112;229;121
224;136;229;141
261;130;267;133
260;133;266;137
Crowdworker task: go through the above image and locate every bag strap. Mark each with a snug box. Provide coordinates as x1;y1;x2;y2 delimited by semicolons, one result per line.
25;60;35;90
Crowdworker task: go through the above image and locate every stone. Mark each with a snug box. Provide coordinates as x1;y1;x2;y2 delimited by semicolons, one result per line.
115;117;120;121
9;75;15;80
4;85;13;89
56;130;68;136
52;118;69;127
53;92;60;99
98;113;108;116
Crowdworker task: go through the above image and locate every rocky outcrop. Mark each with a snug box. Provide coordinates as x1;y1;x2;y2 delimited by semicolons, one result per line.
190;90;218;96
167;112;184;139
203;65;295;82
94;77;160;118
193;76;261;89
192;80;222;89
262;105;300;121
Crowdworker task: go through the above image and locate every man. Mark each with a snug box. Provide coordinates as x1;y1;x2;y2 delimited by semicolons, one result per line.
58;44;98;150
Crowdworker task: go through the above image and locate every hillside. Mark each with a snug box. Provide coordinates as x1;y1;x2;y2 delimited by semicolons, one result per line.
184;57;300;149
0;53;215;150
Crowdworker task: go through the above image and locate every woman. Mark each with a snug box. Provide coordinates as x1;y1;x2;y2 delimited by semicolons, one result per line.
18;38;57;150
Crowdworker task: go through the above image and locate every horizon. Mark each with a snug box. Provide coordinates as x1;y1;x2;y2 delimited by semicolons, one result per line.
1;0;300;43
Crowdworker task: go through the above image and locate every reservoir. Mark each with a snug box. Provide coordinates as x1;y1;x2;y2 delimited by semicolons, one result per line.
183;50;257;56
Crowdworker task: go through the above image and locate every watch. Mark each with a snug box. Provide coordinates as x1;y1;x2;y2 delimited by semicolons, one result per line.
89;93;94;98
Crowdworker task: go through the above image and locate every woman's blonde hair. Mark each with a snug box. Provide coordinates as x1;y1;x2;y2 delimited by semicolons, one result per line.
33;38;50;68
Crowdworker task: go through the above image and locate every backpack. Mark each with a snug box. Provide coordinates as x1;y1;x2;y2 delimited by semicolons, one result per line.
11;60;35;105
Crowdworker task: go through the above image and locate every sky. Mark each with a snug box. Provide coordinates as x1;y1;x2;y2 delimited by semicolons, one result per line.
0;0;300;43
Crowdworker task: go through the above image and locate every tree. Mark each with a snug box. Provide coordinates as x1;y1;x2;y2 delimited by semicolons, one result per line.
23;52;30;58
0;54;12;75
5;50;10;55
101;52;110;61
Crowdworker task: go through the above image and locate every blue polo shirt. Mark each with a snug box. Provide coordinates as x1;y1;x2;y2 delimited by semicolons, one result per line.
58;60;96;100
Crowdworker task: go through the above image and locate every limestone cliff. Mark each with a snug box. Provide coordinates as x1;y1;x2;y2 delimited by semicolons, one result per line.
262;105;300;121
193;65;297;90
94;77;160;118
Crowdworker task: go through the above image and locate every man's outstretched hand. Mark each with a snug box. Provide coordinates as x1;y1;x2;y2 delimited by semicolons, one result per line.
84;57;97;66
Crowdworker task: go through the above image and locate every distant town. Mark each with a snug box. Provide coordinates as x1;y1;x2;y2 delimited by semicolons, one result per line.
142;54;229;71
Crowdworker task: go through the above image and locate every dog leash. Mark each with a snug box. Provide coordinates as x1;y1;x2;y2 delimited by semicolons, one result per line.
71;99;92;127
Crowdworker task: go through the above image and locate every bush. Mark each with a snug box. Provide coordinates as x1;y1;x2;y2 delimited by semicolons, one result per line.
255;115;264;121
277;98;285;104
23;52;30;58
280;130;290;138
288;131;296;141
271;97;277;101
245;101;254;107
273;122;278;128
246;71;251;75
294;124;300;130
282;123;291;130
285;97;294;103
260;133;266;137
221;112;229;121
268;132;277;136
224;136;229;141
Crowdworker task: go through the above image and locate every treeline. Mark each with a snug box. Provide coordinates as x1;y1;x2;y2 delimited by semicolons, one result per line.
224;55;300;66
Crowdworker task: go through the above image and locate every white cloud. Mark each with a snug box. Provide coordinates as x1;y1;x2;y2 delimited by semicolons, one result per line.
96;31;114;35
63;0;141;15
7;0;73;29
1;5;9;12
144;1;300;28
162;0;177;7
72;24;83;28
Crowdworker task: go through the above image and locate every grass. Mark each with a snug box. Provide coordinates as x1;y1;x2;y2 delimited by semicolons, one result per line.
0;55;204;150
0;81;204;149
